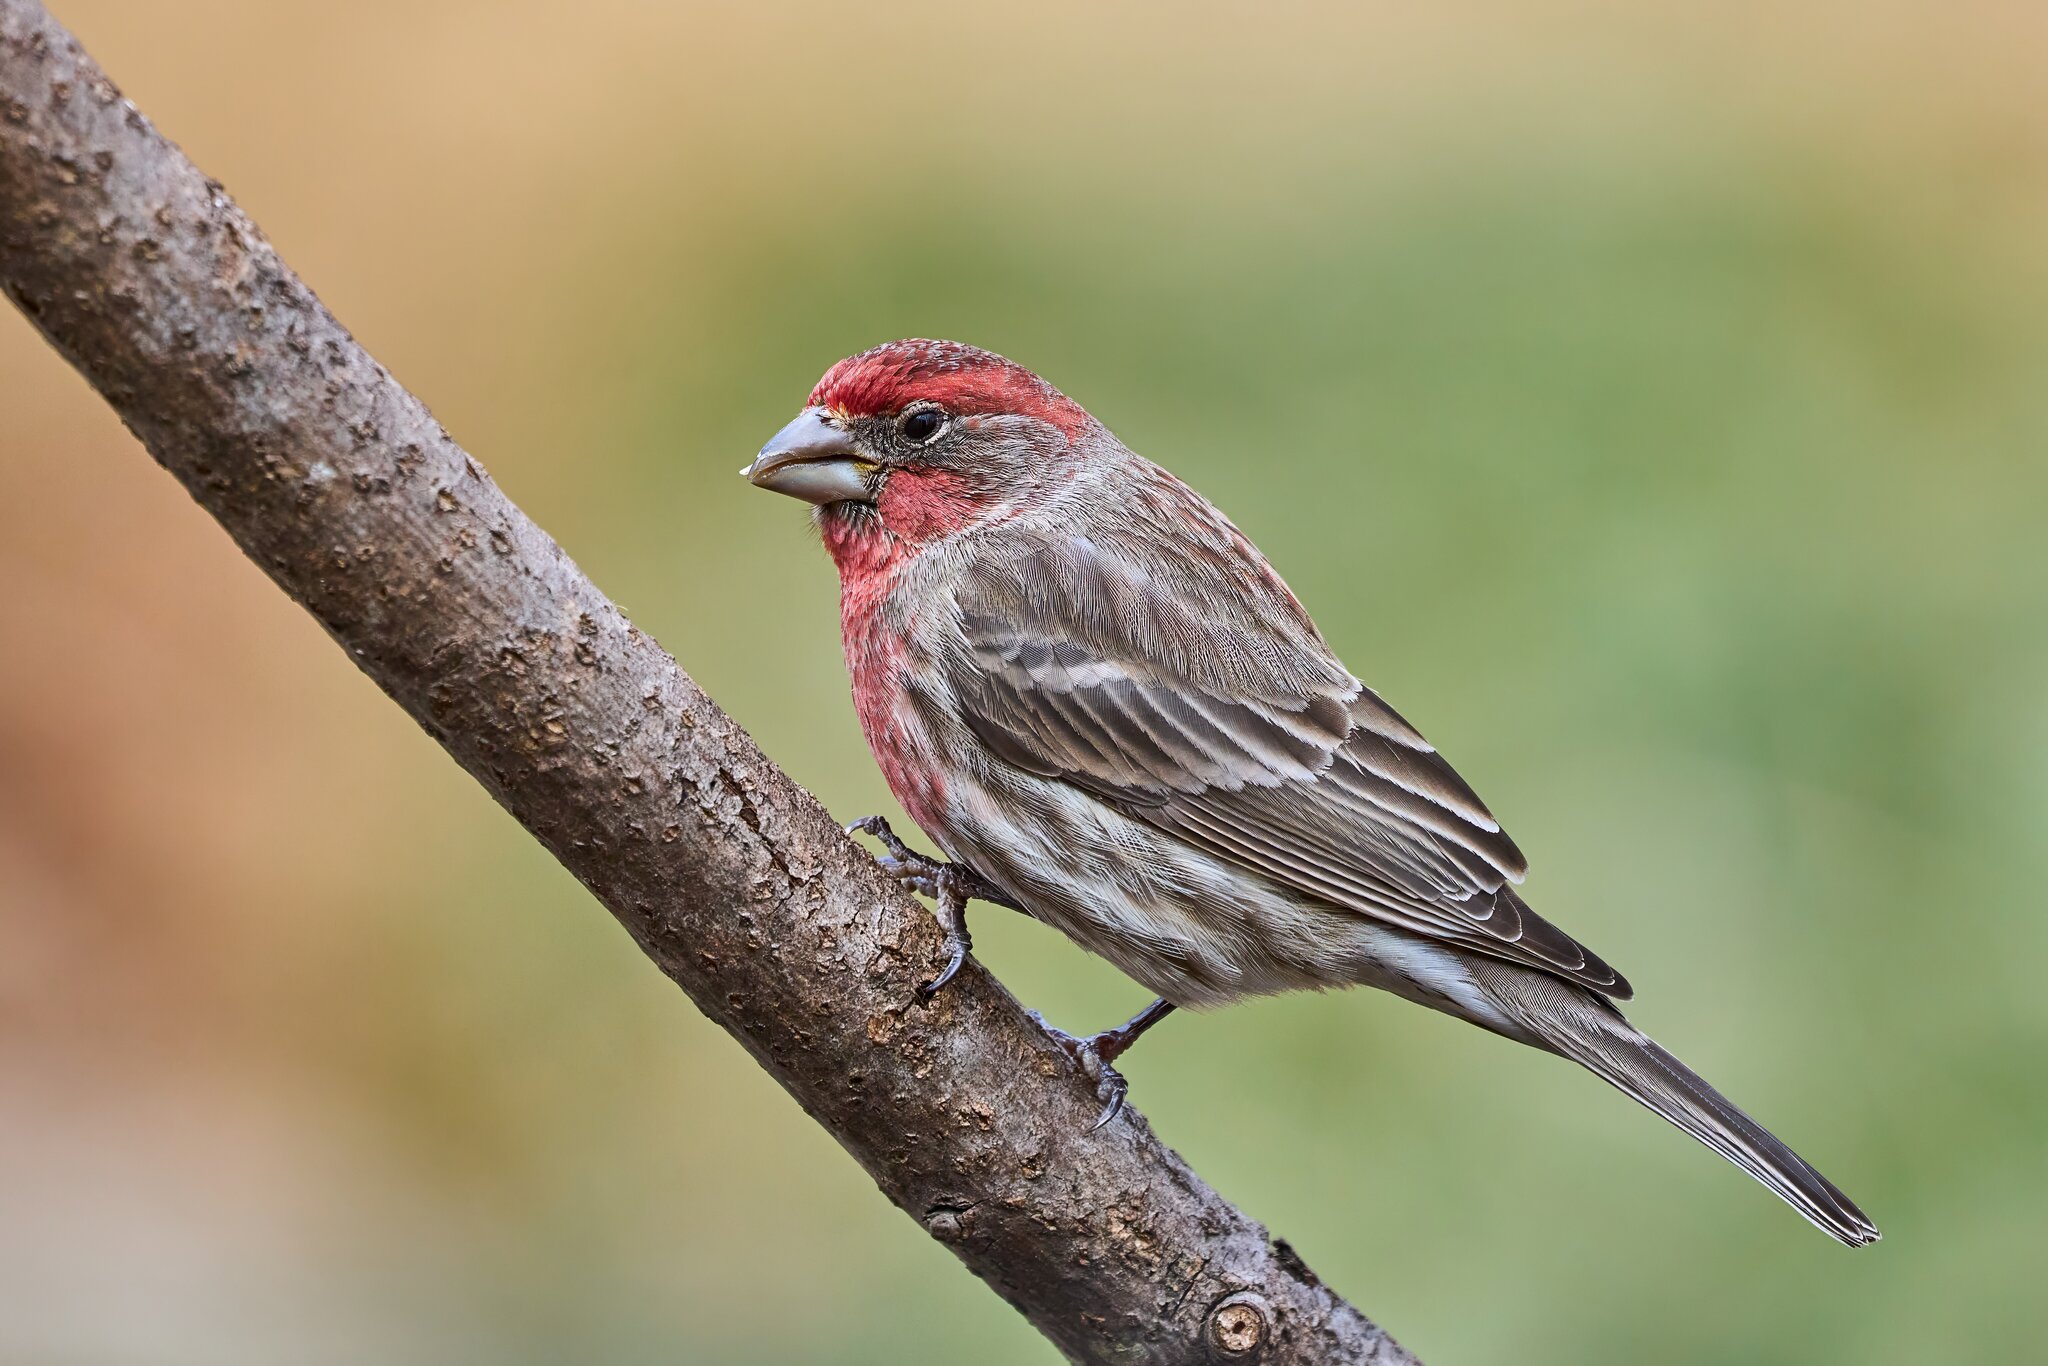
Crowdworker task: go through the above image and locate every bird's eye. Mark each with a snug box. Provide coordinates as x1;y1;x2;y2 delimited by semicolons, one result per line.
901;408;946;444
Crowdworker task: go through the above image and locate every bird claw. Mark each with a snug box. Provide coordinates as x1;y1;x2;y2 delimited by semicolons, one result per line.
845;816;1027;913
915;929;970;1002
1028;1012;1132;1132
845;815;934;874
850;821;952;904
845;816;974;1005
1089;1072;1130;1134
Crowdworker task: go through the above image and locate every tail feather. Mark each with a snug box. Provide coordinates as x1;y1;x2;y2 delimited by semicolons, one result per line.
1474;962;1880;1247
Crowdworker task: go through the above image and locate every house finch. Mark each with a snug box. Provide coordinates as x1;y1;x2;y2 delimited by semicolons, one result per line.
743;338;1878;1247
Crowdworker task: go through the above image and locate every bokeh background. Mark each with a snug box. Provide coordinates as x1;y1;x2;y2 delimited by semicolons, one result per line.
4;2;2045;1362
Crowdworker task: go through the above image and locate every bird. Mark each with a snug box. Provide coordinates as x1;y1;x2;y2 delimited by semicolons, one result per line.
742;337;1879;1247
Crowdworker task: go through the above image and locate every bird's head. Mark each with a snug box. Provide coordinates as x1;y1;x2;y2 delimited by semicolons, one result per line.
744;339;1097;570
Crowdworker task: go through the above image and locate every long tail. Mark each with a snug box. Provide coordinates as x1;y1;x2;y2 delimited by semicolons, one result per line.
1473;961;1880;1247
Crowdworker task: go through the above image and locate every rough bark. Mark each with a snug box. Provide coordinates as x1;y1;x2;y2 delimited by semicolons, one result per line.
0;4;1420;1362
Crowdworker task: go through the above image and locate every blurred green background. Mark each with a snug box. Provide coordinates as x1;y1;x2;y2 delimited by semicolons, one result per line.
3;2;2044;1362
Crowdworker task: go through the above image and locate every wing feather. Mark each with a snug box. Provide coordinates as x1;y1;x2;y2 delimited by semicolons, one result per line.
947;510;1631;999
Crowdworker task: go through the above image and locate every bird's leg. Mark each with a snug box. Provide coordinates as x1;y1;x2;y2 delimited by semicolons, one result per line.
1029;997;1178;1132
844;815;1021;1000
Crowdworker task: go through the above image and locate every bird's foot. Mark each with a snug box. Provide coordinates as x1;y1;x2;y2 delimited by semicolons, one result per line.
846;816;1025;909
845;814;944;897
844;815;985;1001
1026;998;1178;1133
915;869;973;1002
1028;1014;1134;1132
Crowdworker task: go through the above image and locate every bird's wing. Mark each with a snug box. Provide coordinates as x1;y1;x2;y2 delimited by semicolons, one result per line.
944;510;1631;999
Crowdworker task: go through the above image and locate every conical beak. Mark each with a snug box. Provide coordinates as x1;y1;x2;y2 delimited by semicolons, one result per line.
743;408;877;506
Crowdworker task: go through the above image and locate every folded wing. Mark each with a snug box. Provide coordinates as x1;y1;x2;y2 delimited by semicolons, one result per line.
946;519;1631;999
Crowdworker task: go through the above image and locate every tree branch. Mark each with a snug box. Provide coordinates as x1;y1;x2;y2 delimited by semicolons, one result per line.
0;5;1418;1361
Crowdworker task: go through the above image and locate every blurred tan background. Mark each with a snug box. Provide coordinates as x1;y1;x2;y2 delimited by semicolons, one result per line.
4;2;2046;1362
